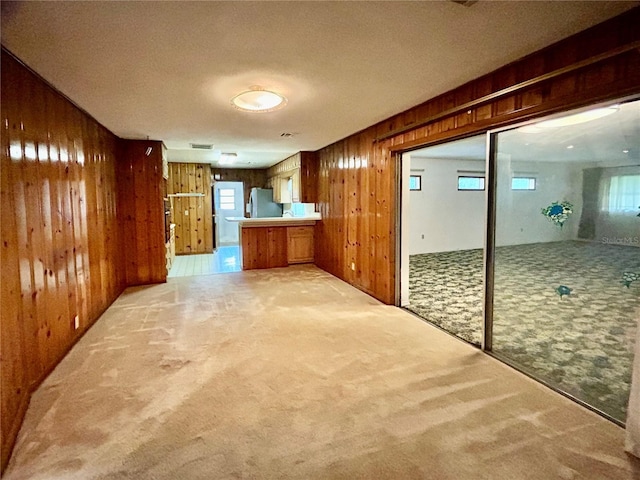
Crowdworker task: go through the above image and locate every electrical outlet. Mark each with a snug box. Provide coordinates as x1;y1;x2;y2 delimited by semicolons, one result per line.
74;315;80;330
184;210;189;216
351;262;355;271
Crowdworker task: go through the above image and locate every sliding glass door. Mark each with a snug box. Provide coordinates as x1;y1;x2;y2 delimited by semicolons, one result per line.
488;99;639;422
401;97;639;424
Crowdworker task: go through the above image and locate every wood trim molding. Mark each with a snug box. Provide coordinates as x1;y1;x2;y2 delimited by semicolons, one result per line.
376;40;640;142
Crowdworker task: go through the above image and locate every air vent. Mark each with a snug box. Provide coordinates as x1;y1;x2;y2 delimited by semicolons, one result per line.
190;143;214;150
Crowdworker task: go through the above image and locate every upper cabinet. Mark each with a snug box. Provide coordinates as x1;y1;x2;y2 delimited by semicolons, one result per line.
267;151;317;203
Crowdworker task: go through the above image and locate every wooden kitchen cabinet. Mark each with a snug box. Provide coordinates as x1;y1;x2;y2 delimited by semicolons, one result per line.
266;151;317;203
287;226;314;264
290;168;301;203
241;226;288;269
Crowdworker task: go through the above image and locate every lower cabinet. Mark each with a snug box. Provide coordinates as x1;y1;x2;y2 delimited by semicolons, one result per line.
241;226;288;270
241;224;314;270
287;226;314;264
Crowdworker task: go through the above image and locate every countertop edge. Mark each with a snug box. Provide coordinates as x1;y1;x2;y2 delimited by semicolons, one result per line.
237;218;319;228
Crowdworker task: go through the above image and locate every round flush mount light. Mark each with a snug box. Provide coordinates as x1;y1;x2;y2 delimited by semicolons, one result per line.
231;86;287;113
518;105;619;133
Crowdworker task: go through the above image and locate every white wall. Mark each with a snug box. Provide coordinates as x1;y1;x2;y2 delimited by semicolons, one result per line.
495;157;583;246
406;156;584;255
216;181;244;246
407;157;486;254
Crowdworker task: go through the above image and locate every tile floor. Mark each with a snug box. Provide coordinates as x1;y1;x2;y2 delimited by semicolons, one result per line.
167;246;242;277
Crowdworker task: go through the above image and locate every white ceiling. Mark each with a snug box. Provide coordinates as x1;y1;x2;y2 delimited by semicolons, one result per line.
2;1;637;168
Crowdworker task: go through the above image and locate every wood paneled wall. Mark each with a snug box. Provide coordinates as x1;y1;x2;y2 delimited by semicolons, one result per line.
1;50;125;470
299;151;318;204
118;140;167;283
315;8;640;305
168;163;213;254
211;167;268;215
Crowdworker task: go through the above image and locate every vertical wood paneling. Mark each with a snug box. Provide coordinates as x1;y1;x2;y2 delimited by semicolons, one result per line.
299;151;318;203
1;50;126;471
167;163;212;255
315;8;640;305
117;140;167;284
241;226;288;269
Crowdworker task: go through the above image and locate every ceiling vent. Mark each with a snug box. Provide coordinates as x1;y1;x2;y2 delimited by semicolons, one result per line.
280;132;294;138
450;0;478;6
190;143;214;150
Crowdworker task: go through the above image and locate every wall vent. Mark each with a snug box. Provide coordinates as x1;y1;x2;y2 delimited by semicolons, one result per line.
190;143;214;150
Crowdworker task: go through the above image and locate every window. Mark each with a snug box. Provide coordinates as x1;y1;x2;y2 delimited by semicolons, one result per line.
458;176;485;191
511;177;536;190
219;188;236;210
409;175;421;191
606;174;640;213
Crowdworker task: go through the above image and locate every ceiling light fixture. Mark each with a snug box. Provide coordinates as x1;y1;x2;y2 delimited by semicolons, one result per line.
219;153;237;165
567;145;574;149
623;149;629;154
231;86;287;113
518;105;619;134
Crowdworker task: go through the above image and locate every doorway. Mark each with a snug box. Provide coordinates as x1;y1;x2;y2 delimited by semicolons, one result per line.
398;98;640;424
167;174;243;277
400;134;487;346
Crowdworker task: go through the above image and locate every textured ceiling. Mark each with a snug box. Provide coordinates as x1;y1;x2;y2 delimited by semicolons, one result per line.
1;1;637;168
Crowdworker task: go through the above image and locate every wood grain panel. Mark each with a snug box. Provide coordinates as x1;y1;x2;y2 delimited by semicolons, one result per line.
167;163;212;254
118;140;167;284
1;49;126;471
241;227;269;269
315;8;640;305
241;226;288;269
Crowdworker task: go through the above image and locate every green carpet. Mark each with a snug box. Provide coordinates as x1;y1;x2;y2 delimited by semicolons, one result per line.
407;240;640;422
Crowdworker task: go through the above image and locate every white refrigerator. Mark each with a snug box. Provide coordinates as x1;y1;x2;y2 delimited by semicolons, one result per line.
249;188;283;218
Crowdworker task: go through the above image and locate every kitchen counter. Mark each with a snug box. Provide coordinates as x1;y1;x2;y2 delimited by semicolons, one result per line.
225;216;320;228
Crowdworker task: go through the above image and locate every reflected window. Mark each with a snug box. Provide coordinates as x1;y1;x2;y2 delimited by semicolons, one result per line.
409;175;422;191
511;177;536;190
604;174;640;213
458;176;485;191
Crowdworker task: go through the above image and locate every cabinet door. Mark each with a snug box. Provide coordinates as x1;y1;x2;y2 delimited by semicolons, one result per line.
291;169;301;203
287;226;314;264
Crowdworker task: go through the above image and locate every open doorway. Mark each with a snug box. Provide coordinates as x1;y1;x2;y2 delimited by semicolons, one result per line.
400;134;487;346
166;166;243;277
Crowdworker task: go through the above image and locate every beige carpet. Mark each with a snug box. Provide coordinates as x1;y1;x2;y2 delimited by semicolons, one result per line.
4;265;639;479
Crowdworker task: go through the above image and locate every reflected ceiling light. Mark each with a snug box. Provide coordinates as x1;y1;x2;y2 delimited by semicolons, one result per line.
219;153;237;165
567;145;574;149
231;86;287;113
517;125;543;134
623;149;629;154
518;106;619;133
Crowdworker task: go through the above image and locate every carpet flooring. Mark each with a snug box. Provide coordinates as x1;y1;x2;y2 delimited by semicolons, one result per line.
406;241;640;423
4;265;639;479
